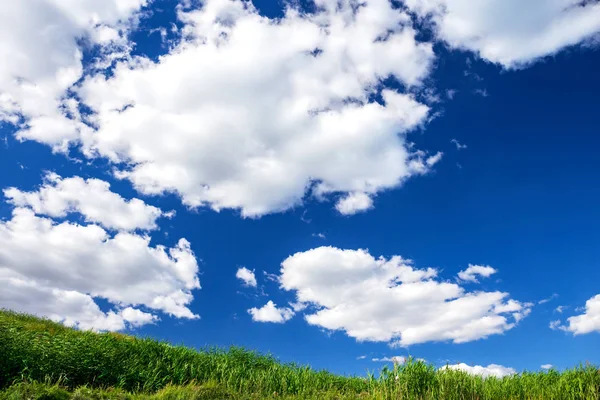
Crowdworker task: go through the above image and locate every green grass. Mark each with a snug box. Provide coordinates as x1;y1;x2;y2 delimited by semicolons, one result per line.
1;309;599;399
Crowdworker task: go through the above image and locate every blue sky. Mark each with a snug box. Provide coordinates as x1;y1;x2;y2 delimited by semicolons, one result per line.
1;0;599;378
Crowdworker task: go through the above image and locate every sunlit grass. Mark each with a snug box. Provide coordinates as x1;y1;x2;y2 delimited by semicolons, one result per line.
1;309;598;399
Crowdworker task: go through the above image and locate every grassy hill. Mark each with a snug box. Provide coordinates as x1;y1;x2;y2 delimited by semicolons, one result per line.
0;309;598;399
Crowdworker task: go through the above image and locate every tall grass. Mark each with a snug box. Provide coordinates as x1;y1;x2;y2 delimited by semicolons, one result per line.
1;309;599;399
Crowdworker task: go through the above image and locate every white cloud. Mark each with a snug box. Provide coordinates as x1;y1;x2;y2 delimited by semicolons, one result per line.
248;300;295;323
289;301;308;312
555;294;600;335
335;192;374;216
263;271;279;282
0;0;146;150
0;277;157;331
0;205;200;330
458;264;497;283
312;233;326;239
440;363;516;378
550;320;562;330
474;88;489;97
236;267;257;287
372;356;407;364
555;305;566;313
278;247;530;346
541;364;553;370
4;173;166;231
356;355;367;360
450;138;467;150
404;0;600;68
8;0;438;218
539;293;559;304
426;151;443;167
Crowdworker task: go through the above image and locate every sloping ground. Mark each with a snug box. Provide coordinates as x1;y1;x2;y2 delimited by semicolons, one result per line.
0;309;599;399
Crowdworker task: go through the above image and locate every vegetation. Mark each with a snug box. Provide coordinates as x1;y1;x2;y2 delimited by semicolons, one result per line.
1;310;599;399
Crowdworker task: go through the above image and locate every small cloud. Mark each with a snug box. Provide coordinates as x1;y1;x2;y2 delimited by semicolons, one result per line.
539;293;558;304
555;305;566;313
372;356;407;364
426;151;443;167
553;294;600;335
549;320;563;330
163;210;176;218
356;355;367;360
450;139;467;150
441;363;516;378
248;300;294;323
474;88;489;97
263;271;279;283
312;233;326;239
421;88;441;104
236;267;257;287
446;89;457;100
335;192;373;216
541;364;553;370
289;301;307;312
300;210;311;224
458;264;497;283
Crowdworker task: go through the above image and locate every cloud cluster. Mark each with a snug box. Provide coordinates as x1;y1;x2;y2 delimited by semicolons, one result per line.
404;0;600;68
0;177;200;331
0;0;146;150
440;363;516;378
275;246;530;346
9;0;439;218
4;173;169;231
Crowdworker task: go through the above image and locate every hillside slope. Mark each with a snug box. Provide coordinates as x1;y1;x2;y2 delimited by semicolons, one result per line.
0;310;598;399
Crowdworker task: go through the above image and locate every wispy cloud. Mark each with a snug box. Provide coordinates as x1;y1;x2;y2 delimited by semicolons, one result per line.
450;139;467;150
539;293;558;304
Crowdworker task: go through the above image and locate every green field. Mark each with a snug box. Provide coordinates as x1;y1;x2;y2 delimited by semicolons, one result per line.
0;310;598;399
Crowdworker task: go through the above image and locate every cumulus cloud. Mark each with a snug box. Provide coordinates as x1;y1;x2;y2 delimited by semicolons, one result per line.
404;0;600;68
278;247;531;346
0;203;200;330
8;0;439;217
458;264;497;283
4;173;167;231
554;294;600;335
441;363;516;378
0;0;146;150
541;364;553;370
236;267;257;287
335;192;374;215
248;300;295;323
